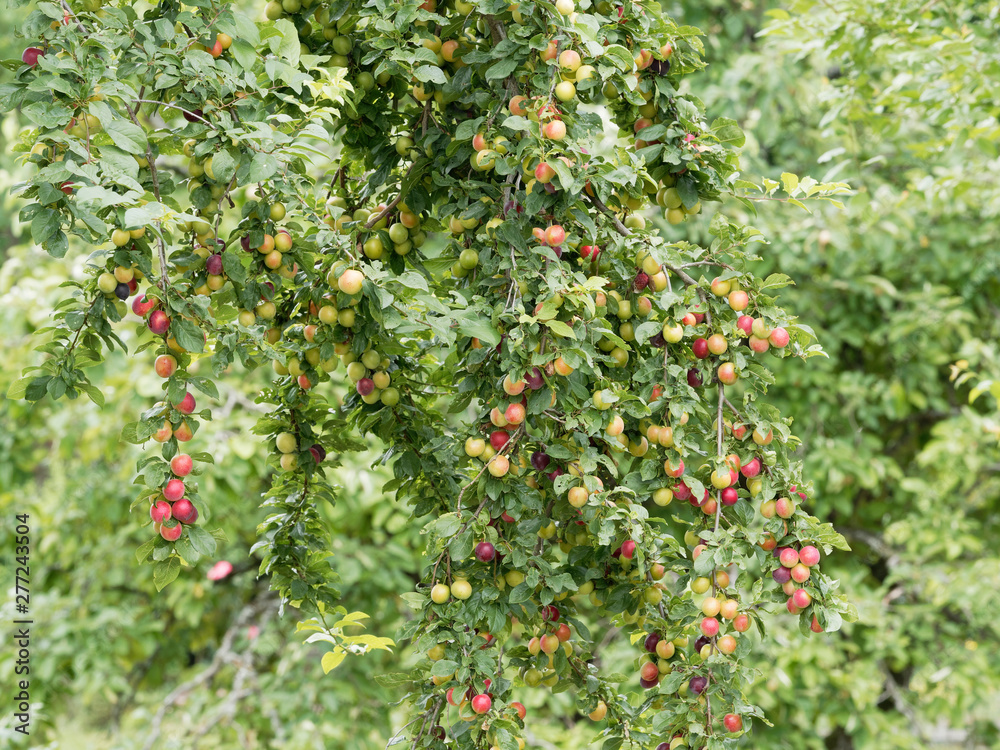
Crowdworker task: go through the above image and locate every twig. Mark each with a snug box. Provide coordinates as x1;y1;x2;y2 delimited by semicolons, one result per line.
365;161;420;229
133;99;214;126
410;697;443;750
587;192;631;238
60;0;85;32
141;593;276;750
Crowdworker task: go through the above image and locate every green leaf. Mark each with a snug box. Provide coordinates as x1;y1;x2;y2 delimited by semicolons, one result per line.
210;149;238;184
79;383;105;408
188;376;219;400
780;172;799;194
374;672;412;687
171;318;206;353
185;526;217;557
602;44;635;71
431;659;458;677
31;208;61;246
153;556;181;591
271;19;301;66
711;117;746;147
414;65;447;84
485;57;518;81
7;377;31;400
545;319;575;338
321;650;346;673
135;538;156;564
105;119;149;155
456;317;500;347
249;152;279;183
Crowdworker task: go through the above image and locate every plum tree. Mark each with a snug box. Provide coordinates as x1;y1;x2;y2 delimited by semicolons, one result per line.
4;0;855;747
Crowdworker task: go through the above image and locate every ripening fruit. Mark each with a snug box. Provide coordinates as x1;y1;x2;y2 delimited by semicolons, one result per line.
488;455;509;477
776;496;796;518
154;354;178;378
653;487;672;506
276;432;297;454
97;272;118;294
701;597;721;617
471;694;491;714
769;327;790;347
451;578;472;599
691;577;712;594
540;634;560;654
799;545;821;566
159;521;183;542
338;268;365;294
791;588;812;609
589;700;607;721
465;437;486;457
567;486;589;508
723;713;743;733
430;583;451;603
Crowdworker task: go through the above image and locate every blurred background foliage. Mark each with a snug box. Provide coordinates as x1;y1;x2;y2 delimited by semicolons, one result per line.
2;0;999;748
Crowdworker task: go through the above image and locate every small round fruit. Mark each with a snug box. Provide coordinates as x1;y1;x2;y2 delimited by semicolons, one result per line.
275;432;297;454
430;583;451;603
589;701;607;721
451;578;472;600
471;694;491;715
338;268;365;294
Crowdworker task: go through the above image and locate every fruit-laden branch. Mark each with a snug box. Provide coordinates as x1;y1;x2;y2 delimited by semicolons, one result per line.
586;192;702;289
365;160;421;229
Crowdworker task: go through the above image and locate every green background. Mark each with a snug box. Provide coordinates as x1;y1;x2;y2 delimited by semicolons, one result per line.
2;0;999;747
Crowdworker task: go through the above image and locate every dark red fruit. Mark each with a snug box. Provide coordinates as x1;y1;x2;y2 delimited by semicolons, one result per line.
357;378;375;396
206;253;223;275
22;47;43;67
689;675;708;694
475;541;496;562
310;444;326;463
620;539;636;559
531;451;550;470
525;367;544;390
687;368;703;388
644;632;661;653
692;338;709;359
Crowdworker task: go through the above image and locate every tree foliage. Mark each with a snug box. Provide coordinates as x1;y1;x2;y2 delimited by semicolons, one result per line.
2;0;859;746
